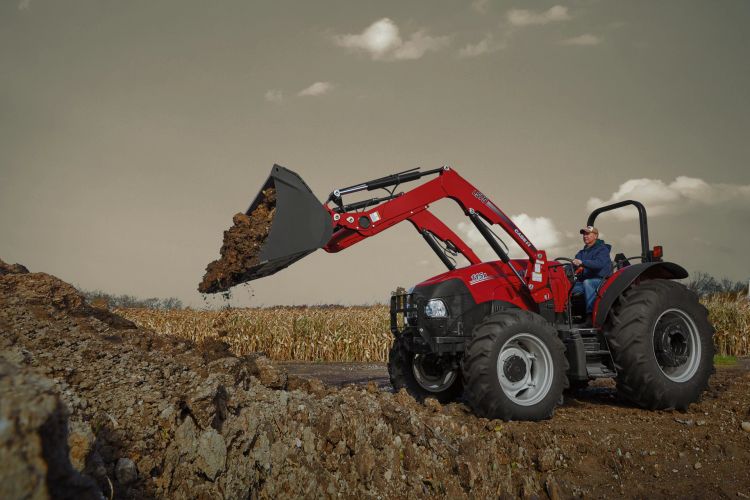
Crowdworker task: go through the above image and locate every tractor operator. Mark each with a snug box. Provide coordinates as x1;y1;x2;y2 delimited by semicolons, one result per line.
572;225;612;326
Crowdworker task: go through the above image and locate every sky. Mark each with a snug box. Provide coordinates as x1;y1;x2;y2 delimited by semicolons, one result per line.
1;0;748;307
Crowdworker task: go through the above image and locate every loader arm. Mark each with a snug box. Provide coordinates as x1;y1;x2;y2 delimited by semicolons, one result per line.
406;209;482;267
323;167;551;303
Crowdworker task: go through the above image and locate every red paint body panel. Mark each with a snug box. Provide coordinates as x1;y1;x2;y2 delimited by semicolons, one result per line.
590;268;626;326
415;259;573;313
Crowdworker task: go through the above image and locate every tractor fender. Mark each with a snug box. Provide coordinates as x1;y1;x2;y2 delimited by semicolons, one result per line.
593;261;688;327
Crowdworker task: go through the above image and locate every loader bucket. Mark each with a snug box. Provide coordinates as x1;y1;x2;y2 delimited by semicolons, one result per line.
242;164;333;281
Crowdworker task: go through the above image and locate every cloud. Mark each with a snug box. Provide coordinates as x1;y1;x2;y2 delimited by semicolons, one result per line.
264;89;284;103
507;6;570;26
456;214;563;260
18;0;31;10
334;18;449;61
334;18;400;59
392;31;450;60
297;82;334;97
619;233;643;248
560;34;601;46
471;0;490;14
459;34;506;58
511;214;562;251
456;221;496;261
587;177;750;220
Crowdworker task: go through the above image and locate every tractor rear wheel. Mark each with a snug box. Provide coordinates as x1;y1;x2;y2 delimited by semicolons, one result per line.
388;335;463;403
462;310;568;421
605;279;714;410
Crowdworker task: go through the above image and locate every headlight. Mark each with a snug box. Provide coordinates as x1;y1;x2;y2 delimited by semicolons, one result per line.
424;299;448;318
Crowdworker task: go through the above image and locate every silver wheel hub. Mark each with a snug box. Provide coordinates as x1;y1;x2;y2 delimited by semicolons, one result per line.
653;308;701;383
496;333;554;406
412;354;457;393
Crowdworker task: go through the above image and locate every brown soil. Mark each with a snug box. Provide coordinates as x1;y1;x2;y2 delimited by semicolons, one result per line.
2;261;750;499
198;187;276;294
0;257;29;275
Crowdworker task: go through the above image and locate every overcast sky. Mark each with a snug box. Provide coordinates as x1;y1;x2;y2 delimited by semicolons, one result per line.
1;0;748;307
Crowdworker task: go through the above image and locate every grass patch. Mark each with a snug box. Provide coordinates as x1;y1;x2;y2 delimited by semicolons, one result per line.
714;355;737;366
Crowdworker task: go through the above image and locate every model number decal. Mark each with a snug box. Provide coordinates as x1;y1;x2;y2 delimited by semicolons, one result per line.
472;190;489;204
469;272;492;285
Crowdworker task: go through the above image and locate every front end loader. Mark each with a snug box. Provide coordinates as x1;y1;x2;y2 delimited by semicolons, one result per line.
214;163;714;421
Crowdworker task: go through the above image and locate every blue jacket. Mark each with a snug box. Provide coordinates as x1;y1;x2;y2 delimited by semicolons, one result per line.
575;239;612;280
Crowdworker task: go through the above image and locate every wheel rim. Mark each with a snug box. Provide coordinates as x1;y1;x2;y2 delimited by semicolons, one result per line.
652;308;701;383
412;354;458;393
496;333;554;406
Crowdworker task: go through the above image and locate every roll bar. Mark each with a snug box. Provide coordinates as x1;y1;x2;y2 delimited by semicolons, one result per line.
586;200;651;262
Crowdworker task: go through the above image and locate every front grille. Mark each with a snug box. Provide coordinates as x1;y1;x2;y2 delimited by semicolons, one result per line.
390;293;419;334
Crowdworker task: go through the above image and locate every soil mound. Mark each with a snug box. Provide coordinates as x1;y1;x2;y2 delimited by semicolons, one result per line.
0;257;29;275
198;187;276;294
2;262;570;498
0;359;101;500
0;269;136;330
2;260;750;499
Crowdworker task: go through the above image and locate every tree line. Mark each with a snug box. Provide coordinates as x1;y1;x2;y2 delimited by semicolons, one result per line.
79;288;184;310
686;272;749;298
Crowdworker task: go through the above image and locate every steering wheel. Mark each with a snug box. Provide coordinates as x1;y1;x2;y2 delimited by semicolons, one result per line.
554;257;582;283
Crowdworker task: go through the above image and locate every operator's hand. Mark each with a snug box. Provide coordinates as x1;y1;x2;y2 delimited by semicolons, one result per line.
572;258;582;267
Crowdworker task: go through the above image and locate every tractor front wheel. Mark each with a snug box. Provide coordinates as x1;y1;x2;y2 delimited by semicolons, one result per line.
605;279;714;410
462;310;568;421
388;335;463;403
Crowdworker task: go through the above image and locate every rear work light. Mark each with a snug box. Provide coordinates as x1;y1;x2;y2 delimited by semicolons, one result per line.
652;246;663;260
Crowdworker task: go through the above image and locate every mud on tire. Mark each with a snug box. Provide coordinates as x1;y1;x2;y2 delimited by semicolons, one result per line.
387;335;463;403
605;279;714;410
462;310;568;421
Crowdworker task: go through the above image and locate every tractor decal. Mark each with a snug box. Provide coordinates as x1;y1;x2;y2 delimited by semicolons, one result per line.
469;272;492;285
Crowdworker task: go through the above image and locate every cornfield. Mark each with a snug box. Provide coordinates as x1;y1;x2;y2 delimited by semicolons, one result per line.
116;297;750;362
703;294;750;357
116;306;392;362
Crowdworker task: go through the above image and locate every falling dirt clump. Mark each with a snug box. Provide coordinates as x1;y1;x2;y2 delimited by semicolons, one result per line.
199;187;276;294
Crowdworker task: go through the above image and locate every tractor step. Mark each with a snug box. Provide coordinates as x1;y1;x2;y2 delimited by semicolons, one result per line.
585;350;611;356
559;325;618;380
587;365;617;378
557;327;598;336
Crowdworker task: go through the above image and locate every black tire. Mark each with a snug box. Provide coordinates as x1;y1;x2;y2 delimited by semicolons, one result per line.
387;335;463;403
462;310;568;421
605;279;714;410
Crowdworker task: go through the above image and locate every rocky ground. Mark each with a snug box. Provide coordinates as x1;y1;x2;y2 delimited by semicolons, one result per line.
1;259;749;499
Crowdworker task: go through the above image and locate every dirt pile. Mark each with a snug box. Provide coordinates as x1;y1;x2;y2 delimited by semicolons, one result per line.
2;262;750;499
1;264;571;498
198;187;276;294
0;359;101;500
0;257;29;275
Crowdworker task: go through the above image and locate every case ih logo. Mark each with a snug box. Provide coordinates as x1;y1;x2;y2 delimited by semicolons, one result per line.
514;228;533;248
469;272;491;285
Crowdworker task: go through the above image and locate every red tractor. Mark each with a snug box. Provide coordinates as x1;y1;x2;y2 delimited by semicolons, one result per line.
243;165;714;421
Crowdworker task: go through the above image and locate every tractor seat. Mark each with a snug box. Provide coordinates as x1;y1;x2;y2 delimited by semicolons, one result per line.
613;252;631;271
